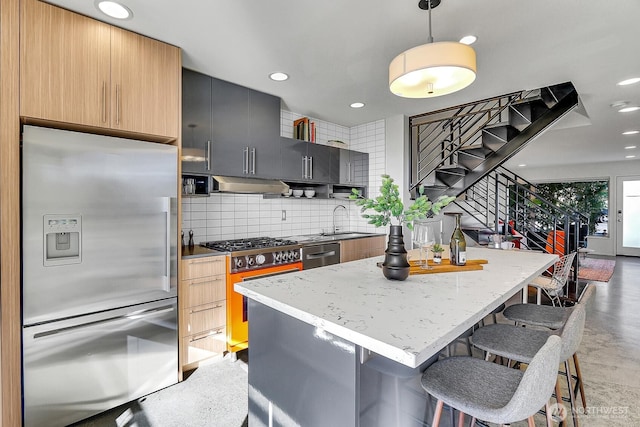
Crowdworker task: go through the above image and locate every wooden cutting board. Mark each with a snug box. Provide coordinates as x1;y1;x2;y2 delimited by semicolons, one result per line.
408;258;488;275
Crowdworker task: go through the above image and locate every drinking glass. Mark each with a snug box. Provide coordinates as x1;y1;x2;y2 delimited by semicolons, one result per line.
412;223;427;268
421;223;436;269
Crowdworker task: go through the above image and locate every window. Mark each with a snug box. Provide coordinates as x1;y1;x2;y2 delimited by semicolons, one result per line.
534;180;609;237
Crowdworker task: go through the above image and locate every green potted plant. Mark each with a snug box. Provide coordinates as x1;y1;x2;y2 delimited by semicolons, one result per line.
351;174;454;280
431;243;444;264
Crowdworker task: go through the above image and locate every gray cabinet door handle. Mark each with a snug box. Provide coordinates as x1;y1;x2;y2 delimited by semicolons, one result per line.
243;147;249;174
206;141;211;171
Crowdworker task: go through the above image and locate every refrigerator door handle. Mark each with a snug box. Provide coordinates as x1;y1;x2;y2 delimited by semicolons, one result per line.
32;305;176;339
163;197;171;292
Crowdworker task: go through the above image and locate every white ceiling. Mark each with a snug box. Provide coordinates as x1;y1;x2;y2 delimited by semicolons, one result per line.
48;0;640;169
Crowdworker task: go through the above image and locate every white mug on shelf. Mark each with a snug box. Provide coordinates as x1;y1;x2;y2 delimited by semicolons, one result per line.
501;241;515;250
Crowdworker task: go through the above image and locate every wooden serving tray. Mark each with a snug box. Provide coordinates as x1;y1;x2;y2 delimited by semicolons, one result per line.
408;259;488;275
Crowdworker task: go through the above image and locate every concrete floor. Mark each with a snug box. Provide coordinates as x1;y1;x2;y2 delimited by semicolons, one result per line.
75;256;640;427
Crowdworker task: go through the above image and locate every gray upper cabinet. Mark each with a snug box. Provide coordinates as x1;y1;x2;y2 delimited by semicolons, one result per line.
248;90;282;179
182;69;212;174
339;149;369;187
281;138;337;184
210;78;249;177
182;68;282;179
182;68;369;189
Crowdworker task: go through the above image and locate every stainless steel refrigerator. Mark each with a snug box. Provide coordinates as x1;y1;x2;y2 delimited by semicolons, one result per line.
21;125;179;427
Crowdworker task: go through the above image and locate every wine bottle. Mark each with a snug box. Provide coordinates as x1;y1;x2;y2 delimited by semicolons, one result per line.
449;213;467;266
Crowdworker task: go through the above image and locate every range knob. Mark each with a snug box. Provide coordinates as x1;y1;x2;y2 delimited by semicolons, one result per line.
287;250;295;261
292;250;300;260
274;252;282;262
256;254;266;265
234;257;244;269
246;256;255;267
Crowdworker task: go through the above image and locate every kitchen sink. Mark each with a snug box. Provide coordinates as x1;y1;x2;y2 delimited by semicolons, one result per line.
300;232;381;243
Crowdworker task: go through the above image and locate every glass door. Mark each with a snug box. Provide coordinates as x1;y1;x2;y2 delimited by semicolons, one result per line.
616;176;640;256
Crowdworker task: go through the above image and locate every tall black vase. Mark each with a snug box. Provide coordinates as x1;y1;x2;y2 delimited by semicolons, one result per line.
382;225;410;281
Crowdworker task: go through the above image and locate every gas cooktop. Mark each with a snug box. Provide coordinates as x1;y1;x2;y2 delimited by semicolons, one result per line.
201;237;299;253
202;237;302;272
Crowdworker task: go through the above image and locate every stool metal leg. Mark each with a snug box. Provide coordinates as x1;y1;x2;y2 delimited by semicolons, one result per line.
564;360;579;427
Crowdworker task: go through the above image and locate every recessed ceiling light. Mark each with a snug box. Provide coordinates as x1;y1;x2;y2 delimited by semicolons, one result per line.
459;35;477;45
625;155;636;159
518;164;526;167
619;105;640;113
617;77;640;86
350;102;365;108
95;1;132;19
269;72;289;81
625;145;637;150
622;130;640;135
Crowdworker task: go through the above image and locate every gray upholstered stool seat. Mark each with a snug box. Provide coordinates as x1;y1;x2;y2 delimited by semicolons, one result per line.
500;284;596;416
471;300;587;427
471;323;550;363
502;303;570;329
421;336;561;426
503;283;595;330
421;356;523;413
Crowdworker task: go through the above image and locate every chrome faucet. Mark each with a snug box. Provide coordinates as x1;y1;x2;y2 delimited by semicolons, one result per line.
333;204;347;234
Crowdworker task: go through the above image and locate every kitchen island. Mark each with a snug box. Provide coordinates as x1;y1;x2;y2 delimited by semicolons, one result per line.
235;247;557;426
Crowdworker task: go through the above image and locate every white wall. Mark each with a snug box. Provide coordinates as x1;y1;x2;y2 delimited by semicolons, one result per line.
517;159;640;256
181;112;387;243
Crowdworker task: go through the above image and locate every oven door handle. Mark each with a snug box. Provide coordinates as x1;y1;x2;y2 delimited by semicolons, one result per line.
241;267;300;281
305;250;337;260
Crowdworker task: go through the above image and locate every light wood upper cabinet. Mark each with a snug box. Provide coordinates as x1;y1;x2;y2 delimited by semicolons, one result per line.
20;0;180;140
110;27;180;138
20;0;111;128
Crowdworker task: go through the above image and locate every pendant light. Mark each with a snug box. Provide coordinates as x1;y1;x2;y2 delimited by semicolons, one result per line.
389;0;476;98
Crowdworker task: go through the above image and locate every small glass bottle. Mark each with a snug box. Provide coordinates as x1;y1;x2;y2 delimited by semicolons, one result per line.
449;213;467;266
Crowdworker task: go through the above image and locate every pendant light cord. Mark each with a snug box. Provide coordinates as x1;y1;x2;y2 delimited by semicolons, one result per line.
427;0;434;43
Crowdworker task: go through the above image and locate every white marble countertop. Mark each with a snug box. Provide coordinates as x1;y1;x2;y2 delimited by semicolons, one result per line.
235;247;557;368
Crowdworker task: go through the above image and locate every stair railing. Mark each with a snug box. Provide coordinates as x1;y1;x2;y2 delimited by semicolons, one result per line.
458;166;589;286
411;89;537;193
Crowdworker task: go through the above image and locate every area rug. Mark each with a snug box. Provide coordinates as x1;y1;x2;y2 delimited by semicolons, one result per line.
578;257;616;282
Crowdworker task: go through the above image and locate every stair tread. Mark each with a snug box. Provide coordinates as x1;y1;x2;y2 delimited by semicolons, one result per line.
436;166;468;174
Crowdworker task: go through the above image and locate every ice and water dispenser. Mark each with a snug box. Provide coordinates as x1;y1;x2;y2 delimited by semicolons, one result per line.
43;215;82;266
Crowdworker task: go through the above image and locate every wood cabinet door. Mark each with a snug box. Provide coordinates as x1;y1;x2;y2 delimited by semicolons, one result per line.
20;0;111;127
110;27;180;138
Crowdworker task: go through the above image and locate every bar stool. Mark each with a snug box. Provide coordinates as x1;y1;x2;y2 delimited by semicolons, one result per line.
501;284;596;412
470;300;588;427
421;335;561;427
529;252;576;305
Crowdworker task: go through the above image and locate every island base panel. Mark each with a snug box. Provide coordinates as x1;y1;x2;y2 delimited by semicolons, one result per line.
247;300;448;426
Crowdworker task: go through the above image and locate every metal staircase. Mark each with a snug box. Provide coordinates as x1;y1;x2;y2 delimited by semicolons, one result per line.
410;81;579;201
409;82;585;291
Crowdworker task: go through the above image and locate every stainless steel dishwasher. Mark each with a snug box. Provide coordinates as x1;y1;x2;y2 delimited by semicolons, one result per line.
302;242;341;269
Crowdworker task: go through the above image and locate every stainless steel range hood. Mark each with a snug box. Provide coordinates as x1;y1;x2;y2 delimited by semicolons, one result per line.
212;176;289;194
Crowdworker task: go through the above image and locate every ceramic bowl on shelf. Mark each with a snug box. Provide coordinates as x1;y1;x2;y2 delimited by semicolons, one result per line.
304;189;315;198
292;189;304;198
